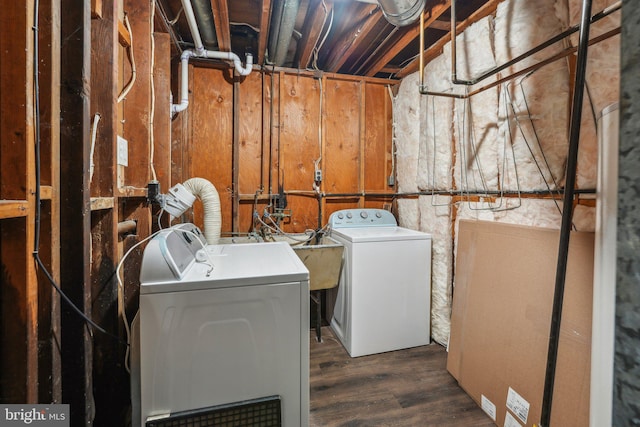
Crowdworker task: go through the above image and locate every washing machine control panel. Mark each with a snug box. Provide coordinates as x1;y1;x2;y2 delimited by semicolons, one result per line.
329;208;397;228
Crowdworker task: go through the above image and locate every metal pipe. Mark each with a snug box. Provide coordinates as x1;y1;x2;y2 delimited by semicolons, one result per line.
419;26;619;99
268;0;301;66
448;0;620;86
416;0;620;94
117;220;137;236
378;0;426;27
190;0;217;50
419;11;424;87
541;0;593;425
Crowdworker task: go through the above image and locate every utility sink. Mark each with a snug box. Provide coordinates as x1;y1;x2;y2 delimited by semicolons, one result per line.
218;234;344;342
218;234;344;291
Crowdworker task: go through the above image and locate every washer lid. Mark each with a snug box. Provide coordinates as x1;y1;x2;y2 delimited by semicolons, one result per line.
331;226;432;243
140;242;309;294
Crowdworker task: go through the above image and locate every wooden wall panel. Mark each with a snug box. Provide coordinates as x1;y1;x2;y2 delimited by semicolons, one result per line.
191;67;233;232
0;1;29;200
364;83;393;192
280;74;321;231
90;0;118;197
0;218;28;402
238;72;264;195
187;68;393;234
122;0;151;188
324;79;361;194
153;33;172;192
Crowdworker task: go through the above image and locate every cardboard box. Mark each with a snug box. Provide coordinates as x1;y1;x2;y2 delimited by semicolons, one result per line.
447;220;593;427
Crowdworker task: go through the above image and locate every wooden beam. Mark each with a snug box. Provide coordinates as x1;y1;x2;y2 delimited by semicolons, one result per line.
0;201;28;219
59;0;93;423
91;0;102;19
364;0;450;77
38;0;62;402
396;0;504;79
323;4;382;73
257;0;272;66
123;0;151;188
118;19;131;47
90;197;115;211
210;0;231;51
295;0;333;69
430;18;451;31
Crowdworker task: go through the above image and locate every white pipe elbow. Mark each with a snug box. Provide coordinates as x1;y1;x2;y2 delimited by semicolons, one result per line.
234;53;253;76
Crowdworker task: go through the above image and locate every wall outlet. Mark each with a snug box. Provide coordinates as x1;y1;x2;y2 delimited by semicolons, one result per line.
117;135;128;167
314;169;322;182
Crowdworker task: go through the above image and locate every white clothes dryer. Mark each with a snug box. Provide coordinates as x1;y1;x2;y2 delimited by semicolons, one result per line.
329;209;431;357
132;223;309;427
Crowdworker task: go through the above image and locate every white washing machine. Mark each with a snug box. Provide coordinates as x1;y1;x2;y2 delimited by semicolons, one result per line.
329;209;431;357
132;223;309;427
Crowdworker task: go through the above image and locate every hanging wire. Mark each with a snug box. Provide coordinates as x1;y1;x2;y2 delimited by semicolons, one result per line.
311;0;334;71
506;75;563;216
32;0;126;345
117;13;136;103
427;94;452;207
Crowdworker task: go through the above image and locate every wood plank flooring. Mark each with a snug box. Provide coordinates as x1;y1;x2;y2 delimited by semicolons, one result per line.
309;327;495;427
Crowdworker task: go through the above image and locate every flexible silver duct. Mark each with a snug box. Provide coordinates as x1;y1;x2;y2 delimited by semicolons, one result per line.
268;0;301;65
378;0;426;27
190;0;218;50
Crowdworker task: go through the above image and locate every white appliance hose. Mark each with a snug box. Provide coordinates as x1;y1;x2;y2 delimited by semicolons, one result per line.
182;177;221;244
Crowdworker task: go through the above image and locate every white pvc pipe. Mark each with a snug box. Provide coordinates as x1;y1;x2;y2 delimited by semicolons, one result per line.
182;177;222;244
181;0;205;55
171;0;253;114
203;50;253;76
172;50;195;114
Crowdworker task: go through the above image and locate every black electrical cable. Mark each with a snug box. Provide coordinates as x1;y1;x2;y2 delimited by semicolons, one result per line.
31;0;126;346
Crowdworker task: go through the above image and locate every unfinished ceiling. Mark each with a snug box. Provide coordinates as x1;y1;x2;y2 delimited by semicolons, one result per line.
154;0;492;78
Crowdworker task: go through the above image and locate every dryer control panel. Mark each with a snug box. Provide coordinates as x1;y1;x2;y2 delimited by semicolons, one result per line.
140;223;207;283
329;208;397;228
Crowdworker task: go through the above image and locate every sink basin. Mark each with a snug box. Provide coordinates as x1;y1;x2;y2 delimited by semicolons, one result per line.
217;234;344;291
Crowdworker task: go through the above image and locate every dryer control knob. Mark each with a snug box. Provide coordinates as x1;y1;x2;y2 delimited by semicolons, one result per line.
346;212;353;219
337;213;344;219
376;211;382;218
360;211;368;219
195;249;209;263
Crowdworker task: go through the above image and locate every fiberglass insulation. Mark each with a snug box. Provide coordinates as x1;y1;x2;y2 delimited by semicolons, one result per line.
393;0;615;345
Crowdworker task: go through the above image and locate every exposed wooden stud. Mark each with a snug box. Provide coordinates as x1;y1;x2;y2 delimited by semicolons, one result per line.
118;19;131;47
0;201;29;219
210;0;231;51
92;0;103;19
364;0;450;77
323;4;382;73
90;197;115;211
123;0;152;188
359;81;365;207
257;0;272;66
59;0;93;423
430;18;451;31
295;0;333;70
396;0;504;79
37;0;62;402
153;33;172;192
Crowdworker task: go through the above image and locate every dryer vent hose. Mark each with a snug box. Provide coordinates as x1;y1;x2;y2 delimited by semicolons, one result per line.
182;177;221;244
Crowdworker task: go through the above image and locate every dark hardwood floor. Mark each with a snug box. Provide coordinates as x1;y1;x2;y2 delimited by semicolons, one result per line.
309;327;495;427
